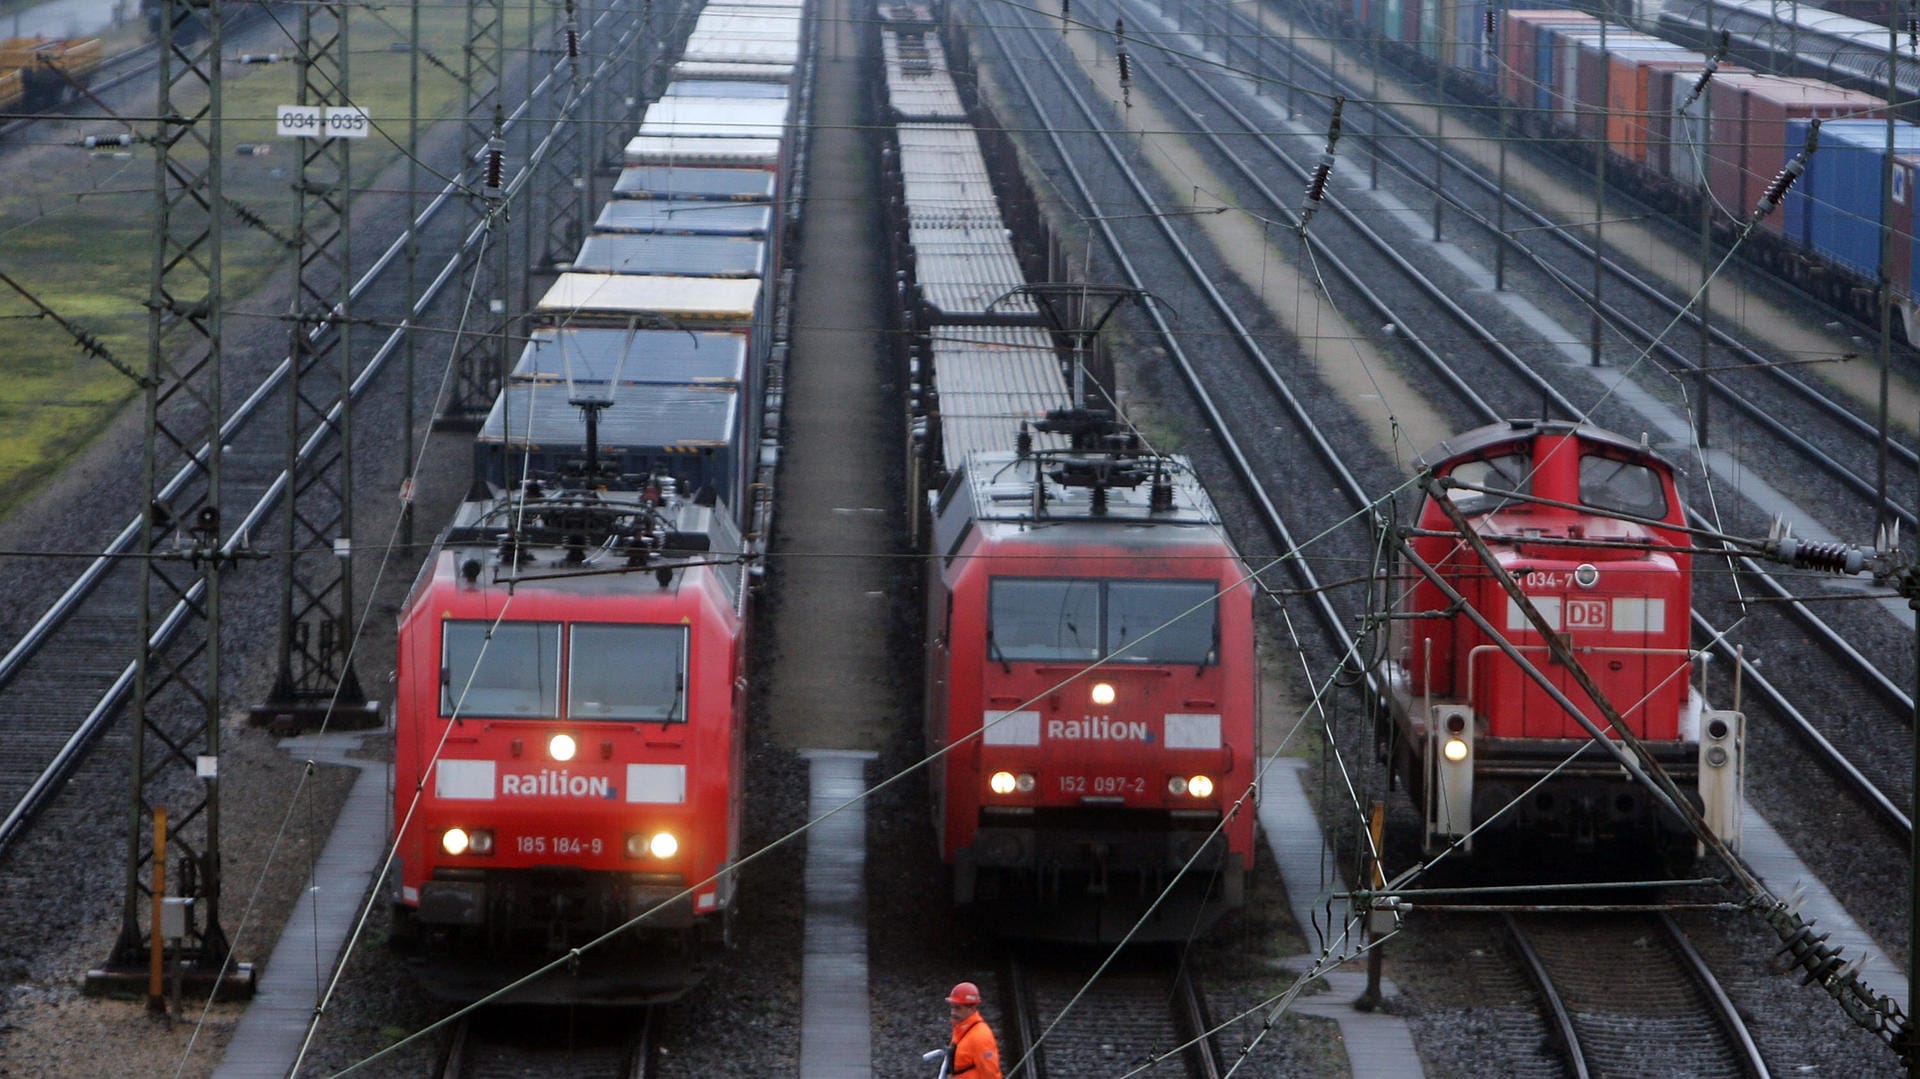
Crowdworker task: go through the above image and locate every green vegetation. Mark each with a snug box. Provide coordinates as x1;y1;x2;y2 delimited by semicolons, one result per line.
0;4;540;512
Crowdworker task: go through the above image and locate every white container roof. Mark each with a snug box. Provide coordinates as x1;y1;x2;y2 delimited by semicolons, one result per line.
670;60;796;82
536;273;762;324
639;96;789;140
624;135;782;167
930;326;1069;473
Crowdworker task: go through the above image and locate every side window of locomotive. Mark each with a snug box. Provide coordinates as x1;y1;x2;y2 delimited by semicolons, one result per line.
1578;454;1668;519
441;621;561;718
569;624;687;721
1443;452;1532;515
1106;580;1218;664
990;579;1102;661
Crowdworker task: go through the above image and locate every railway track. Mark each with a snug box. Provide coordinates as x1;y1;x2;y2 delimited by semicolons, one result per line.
964;3;1913;1068
1505;912;1770;1078
1153;0;1920;838
437;1006;657;1079
1000;949;1222;1078
981;0;1916;861
0;0;699;853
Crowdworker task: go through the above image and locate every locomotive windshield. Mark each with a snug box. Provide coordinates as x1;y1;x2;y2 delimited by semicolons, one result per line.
441;621;561;718
991;579;1100;660
1443;451;1531;515
989;578;1219;665
569;624;687;721
1579;453;1668;520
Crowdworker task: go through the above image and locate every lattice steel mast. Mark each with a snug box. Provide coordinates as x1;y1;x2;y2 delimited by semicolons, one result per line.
256;0;379;730
102;0;252;999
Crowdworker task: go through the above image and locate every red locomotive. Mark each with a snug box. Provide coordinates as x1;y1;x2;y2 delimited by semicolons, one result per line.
1381;419;1743;865
924;410;1259;941
389;467;750;1002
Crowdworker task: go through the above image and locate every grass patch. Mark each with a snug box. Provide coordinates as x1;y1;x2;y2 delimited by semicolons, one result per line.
0;4;541;512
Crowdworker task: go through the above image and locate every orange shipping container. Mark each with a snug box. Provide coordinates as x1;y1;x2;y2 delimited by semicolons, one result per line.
1606;46;1709;164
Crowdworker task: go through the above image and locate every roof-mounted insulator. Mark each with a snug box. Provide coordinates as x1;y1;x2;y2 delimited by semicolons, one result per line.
1751;119;1816;223
1298;96;1344;234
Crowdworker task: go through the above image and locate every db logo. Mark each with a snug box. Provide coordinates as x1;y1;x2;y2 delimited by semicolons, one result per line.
1564;598;1608;629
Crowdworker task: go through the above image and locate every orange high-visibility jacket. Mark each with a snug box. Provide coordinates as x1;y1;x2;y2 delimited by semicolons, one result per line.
949;1011;1002;1079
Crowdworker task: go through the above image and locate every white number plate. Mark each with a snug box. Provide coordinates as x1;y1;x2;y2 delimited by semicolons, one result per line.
277;104;371;139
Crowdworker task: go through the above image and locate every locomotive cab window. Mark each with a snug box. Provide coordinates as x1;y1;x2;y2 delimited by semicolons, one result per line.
441;621;561;718
569;624;688;721
991;579;1101;661
1578;454;1668;520
1443;452;1531;515
989;578;1219;665
1107;581;1217;664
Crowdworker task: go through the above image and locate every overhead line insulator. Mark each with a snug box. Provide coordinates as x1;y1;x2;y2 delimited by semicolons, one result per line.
1750;119;1817;223
1298;96;1344;234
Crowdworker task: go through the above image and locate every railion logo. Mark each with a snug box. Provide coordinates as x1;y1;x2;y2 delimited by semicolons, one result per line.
1047;717;1153;742
500;769;616;798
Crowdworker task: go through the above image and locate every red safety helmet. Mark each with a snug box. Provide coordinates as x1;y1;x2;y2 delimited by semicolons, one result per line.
946;981;981;1006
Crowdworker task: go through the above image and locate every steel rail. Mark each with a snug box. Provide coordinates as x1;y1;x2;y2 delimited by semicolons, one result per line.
1168;964;1224;1079
974;15;1866;1076
1095;0;1916;840
1501;914;1595;1079
0;1;675;853
1659;911;1773;1079
977;0;1350;657
1000;957;1046;1079
1207;0;1920;516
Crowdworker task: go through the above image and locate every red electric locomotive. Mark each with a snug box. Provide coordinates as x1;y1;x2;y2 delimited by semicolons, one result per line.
924;412;1259;941
390;468;749;1002
1381;419;1743;866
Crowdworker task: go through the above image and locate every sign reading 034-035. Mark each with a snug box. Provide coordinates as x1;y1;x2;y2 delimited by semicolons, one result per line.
276;104;371;139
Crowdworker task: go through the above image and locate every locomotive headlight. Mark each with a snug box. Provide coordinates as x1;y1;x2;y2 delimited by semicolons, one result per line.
1442;737;1470;763
1168;775;1188;796
548;733;578;762
988;771;1037;795
1090;682;1117;706
441;828;495;855
625;831;679;859
1187;774;1215;799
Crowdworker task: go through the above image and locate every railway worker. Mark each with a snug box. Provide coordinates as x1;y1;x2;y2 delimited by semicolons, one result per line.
944;980;1003;1079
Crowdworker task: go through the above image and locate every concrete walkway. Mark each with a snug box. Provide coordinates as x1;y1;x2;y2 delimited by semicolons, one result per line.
215;733;388;1079
1258;757;1427;1079
798;751;878;1079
